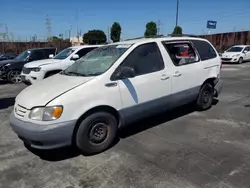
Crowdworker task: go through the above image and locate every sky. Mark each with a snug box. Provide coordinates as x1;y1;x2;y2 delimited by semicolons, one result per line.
1;0;250;41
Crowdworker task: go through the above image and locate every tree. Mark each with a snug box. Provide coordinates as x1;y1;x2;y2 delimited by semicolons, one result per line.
144;22;157;38
110;22;122;42
172;26;183;35
83;30;107;44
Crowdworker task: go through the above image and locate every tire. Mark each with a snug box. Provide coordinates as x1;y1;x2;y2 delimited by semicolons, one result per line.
196;83;214;111
238;57;243;64
76;112;118;155
7;70;22;84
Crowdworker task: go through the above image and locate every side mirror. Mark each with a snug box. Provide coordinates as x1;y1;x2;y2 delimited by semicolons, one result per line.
112;66;136;80
243;50;247;53
71;54;79;60
49;54;54;58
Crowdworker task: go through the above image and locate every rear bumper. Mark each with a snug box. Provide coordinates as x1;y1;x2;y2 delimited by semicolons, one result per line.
214;78;223;97
9;111;77;149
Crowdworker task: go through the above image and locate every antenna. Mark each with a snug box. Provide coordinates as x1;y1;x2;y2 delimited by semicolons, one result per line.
45;15;51;41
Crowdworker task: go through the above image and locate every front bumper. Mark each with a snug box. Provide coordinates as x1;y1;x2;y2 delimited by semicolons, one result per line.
221;57;240;63
9;111;77;149
21;71;46;85
214;78;223;97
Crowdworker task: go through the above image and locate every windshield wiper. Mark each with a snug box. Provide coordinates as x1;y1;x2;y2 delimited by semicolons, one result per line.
62;71;87;76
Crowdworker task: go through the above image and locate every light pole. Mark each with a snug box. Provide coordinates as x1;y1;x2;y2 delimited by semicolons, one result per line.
175;0;179;27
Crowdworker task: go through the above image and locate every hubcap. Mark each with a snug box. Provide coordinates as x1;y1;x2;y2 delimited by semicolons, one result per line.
89;122;108;144
10;71;22;83
203;91;210;104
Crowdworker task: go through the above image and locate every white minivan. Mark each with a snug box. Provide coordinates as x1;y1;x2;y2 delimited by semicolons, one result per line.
10;36;223;155
21;45;102;85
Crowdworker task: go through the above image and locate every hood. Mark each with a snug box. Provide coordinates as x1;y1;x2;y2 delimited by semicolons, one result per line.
222;52;241;57
0;59;23;67
24;59;62;68
16;73;95;109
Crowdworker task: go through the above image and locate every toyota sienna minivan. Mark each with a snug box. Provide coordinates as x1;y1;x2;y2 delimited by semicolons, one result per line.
10;36;223;155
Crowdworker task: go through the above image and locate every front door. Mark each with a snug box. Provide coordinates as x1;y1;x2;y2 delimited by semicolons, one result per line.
116;42;171;123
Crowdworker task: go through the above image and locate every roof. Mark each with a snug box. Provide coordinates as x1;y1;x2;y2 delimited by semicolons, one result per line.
231;45;249;48
70;45;103;50
107;35;208;46
28;47;56;51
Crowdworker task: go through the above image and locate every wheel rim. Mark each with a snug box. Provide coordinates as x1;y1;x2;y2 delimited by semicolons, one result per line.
89;122;109;144
202;90;211;105
10;71;22;83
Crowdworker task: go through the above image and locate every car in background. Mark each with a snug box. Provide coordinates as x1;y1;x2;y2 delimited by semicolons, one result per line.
21;45;102;85
221;45;250;64
0;53;17;61
0;47;56;83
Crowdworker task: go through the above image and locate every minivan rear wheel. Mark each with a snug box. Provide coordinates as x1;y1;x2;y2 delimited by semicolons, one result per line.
76;112;118;155
196;83;214;111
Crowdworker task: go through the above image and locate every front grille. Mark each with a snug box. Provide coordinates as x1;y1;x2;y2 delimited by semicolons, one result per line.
15;105;28;118
22;67;30;74
221;58;232;61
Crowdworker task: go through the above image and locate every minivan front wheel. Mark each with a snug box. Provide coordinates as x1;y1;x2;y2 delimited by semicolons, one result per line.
196;83;214;111
76;112;118;155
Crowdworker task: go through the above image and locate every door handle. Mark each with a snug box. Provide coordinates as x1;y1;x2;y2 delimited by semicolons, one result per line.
105;82;117;87
161;74;170;80
173;72;182;77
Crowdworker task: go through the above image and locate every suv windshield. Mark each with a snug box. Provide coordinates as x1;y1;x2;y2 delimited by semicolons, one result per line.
62;44;132;76
226;47;243;52
15;50;31;60
54;48;75;60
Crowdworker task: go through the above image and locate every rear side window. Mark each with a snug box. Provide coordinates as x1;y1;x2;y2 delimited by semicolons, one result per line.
30;50;46;60
44;48;56;57
120;42;164;76
191;40;217;61
76;47;97;58
162;42;199;66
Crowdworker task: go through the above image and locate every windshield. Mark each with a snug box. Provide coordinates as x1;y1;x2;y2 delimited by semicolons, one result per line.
226;47;243;52
15;50;31;60
54;48;75;60
62;44;132;76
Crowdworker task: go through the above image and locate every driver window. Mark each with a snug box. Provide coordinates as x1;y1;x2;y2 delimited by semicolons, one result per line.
120;42;164;76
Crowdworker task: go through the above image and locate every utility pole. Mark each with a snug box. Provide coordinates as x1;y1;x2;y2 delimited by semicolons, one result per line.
45;15;52;41
107;26;110;43
175;0;179;27
157;20;161;35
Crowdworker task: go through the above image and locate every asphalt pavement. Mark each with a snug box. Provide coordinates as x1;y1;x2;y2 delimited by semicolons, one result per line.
0;63;250;188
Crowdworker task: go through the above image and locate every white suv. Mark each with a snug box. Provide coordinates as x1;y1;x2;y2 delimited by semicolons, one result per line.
10;35;223;155
21;45;102;85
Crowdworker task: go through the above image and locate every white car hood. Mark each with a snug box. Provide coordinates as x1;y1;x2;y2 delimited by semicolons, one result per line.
16;74;95;109
24;59;62;68
222;52;241;57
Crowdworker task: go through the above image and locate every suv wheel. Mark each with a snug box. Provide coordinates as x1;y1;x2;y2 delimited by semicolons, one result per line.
196;83;214;111
76;112;118;155
7;70;22;84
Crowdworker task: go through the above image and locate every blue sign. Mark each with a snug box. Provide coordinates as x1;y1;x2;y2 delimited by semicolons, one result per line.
207;20;217;29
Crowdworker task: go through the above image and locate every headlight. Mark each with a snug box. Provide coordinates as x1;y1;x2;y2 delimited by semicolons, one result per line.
29;106;63;121
30;67;41;72
4;63;10;66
